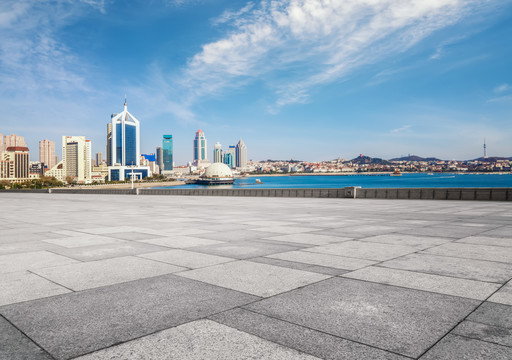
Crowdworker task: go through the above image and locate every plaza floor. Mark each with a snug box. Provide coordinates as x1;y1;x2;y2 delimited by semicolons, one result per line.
1;193;511;359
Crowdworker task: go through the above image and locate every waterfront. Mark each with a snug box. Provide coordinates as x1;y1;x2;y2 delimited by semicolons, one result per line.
155;173;512;189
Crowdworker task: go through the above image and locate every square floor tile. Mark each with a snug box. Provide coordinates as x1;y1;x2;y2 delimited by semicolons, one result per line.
343;266;500;300
140;236;224;248
103;231;164;241
75;319;320;360
307;241;418;261
138;249;235;269
0;271;71;306
191;241;301;260
0;274;258;360
488;281;512;306
193;229;282;242
456;236;512;248
0;316;52;360
379;253;512;283
423;243;512;263
420;334;512;359
178;260;329;297
262;233;351;246
267;250;377;270
42;235;126;248
245;277;479;358
33;256;186;291
359;234;452;249
0;251;78;274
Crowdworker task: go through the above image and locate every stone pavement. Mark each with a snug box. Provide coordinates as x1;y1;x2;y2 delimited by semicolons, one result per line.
1;193;511;360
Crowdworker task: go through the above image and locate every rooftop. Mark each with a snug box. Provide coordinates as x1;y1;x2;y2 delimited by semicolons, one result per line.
1;193;511;359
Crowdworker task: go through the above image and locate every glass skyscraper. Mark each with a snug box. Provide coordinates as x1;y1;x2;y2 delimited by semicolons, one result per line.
223;145;236;169
110;100;140;166
193;130;207;162
163;135;173;171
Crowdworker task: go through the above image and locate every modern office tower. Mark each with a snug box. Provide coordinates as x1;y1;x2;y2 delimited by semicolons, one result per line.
223;145;236;169
163;135;173;171
236;139;247;168
95;152;103;166
0;146;30;181
193;129;207;162
110;100;140;166
4;134;27;149
39;139;56;170
156;146;163;173
213;142;223;163
62;136;92;183
106;123;112;166
0;133;3;153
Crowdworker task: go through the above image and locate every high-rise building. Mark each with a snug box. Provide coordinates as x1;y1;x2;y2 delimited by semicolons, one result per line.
236;139;247;168
106;123;112;166
4;134;27;149
110;100;140;166
0;133;3;153
95;152;103;166
193;130;207;162
156;146;163;173
213;142;223;163
39;139;56;170
163;135;173;171
223;145;236;169
62;136;92;183
0;146;30;181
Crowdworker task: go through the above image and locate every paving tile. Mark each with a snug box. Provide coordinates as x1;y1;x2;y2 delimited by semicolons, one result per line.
245;277;479;358
378;253;512;283
262;233;352;245
248;257;349;276
252;226;321;234
0;315;52;360
178;260;329;297
0;231;69;244
452;321;512;347
423;243;512;263
210;308;408;360
75;319;319;360
193;229;282;242
0;251;79;274
343;266;501;300
480;226;512;237
138;249;235;268
306;241;418;261
456;236;512;248
0;271;71;306
48;241;169;261
359;234;452;249
33;256;186;291
191;240;301;259
467;301;512;329
419;334;512;359
267;250;377;270
0;274;258;360
398;226;486;239
140;235;224;248
77;226;152;235
103;231;164;241
42;234;126;248
0;241;60;256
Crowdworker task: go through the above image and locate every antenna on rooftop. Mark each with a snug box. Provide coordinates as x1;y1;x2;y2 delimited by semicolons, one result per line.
483;138;487;158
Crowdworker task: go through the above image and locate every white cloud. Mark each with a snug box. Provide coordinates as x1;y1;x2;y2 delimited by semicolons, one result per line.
494;83;510;93
180;0;495;109
391;125;411;133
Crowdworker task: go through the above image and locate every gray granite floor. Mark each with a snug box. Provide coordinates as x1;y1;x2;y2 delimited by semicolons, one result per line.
1;193;511;360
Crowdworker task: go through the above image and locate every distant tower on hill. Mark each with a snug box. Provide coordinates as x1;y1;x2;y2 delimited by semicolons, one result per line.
483;138;487;158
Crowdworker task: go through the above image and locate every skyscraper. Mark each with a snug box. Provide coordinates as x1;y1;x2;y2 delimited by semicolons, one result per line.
0;146;29;181
156;146;163;173
0;133;3;153
213;142;222;163
39;139;56;170
110;100;140;166
163;135;173;171
62;136;92;183
236;139;247;168
223;145;236;169
106;123;112;166
95;152;103;166
193;130;207;162
4;134;27;149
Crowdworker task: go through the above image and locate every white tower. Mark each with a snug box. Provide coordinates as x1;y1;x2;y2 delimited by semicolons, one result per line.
111;99;140;166
213;142;223;163
236;139;247;168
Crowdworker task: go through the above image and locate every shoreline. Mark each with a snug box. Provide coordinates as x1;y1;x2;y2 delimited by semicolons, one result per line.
244;172;512;177
62;181;186;190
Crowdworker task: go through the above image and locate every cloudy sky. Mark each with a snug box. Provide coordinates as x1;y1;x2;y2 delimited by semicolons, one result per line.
1;0;511;163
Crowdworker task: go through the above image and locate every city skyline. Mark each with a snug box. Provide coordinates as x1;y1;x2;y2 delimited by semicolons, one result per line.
1;1;511;163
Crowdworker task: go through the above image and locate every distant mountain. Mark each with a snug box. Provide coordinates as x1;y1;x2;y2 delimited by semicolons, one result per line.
350;155;391;165
472;156;512;162
389;155;442;162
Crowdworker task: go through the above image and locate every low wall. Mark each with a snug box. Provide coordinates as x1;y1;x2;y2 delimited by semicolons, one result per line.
1;187;511;201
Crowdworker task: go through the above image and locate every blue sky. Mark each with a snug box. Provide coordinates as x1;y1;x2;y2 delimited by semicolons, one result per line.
1;0;511;164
